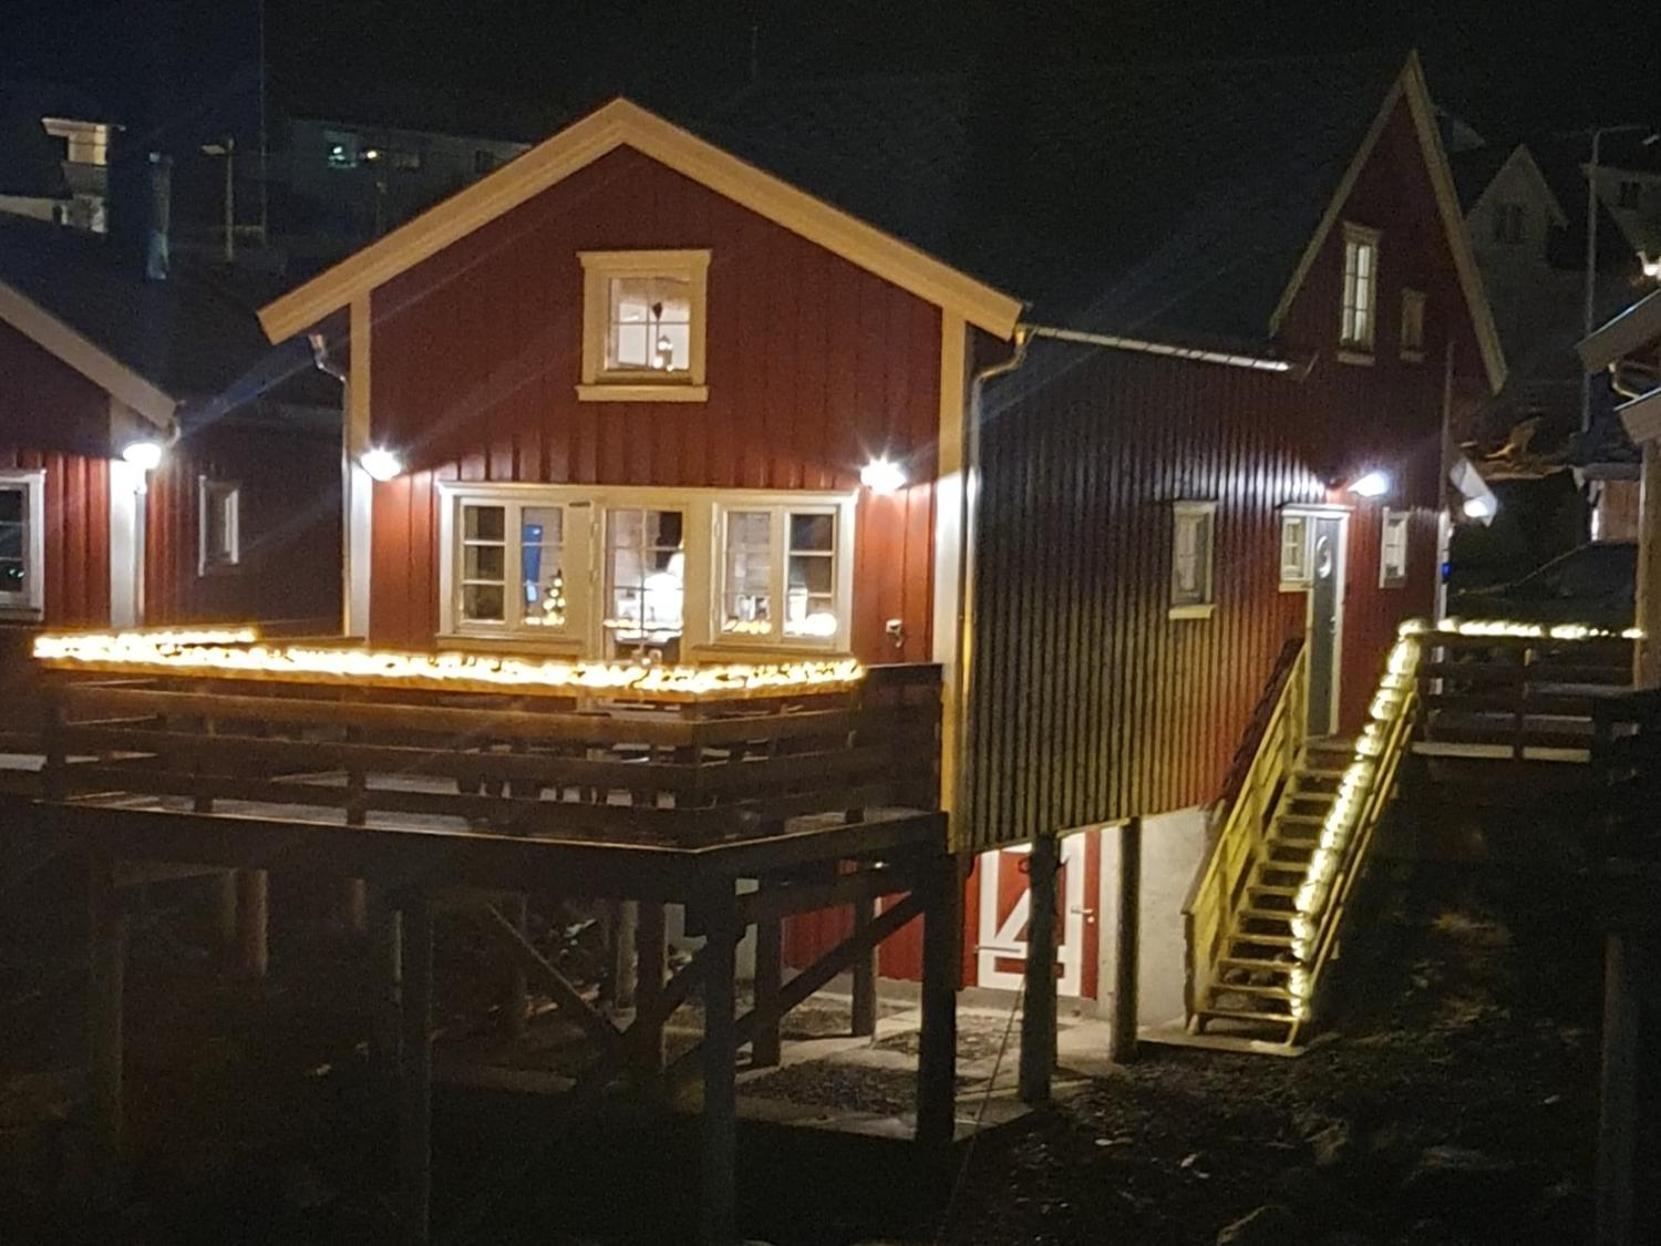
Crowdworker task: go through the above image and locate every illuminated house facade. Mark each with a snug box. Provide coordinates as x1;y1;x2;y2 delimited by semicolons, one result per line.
0;215;341;658
256;52;1503;1019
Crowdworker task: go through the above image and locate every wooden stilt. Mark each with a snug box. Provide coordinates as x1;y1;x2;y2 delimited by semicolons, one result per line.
636;900;667;1073
399;897;434;1246
851;893;878;1037
699;885;740;1246
87;852;126;1191
236;869;269;979
1597;931;1639;1246
917;853;960;1147
1018;835;1058;1105
213;869;237;967
752;882;783;1068
612;898;639;1011
340;877;369;937
371;906;404;1081
502;894;529;1038
1110;817;1142;1064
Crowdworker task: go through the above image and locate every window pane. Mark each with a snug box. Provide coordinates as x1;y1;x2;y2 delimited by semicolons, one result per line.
723;511;773;635
521;506;566;628
0;523;21;560
462;584;505;621
606;508;685;660
463;543;505;580
0;489;21;524
607;275;693;373
788;553;835;595
0;560;23;592
789;512;835;552
463;505;504;541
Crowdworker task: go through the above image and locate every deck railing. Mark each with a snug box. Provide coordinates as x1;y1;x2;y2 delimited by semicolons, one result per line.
16;632;941;846
1182;636;1307;1020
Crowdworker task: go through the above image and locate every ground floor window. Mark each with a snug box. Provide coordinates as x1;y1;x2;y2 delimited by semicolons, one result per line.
198;478;242;574
1380;509;1410;588
438;483;856;657
0;469;45;619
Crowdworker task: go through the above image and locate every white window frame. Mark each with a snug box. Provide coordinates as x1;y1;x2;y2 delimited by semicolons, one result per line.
437;482;856;657
578;249;711;403
1380;508;1410;589
1169;500;1217;620
712;498;857;653
197;477;242;575
1279;511;1314;590
1339;222;1380;359
1400;288;1426;363
0;469;46;620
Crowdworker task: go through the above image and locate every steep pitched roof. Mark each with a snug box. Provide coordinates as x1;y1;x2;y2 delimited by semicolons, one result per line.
0;216;328;426
695;53;1419;352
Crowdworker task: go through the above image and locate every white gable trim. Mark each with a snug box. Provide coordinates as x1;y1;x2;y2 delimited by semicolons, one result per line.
260;98;1024;343
1267;53;1507;394
0;280;176;428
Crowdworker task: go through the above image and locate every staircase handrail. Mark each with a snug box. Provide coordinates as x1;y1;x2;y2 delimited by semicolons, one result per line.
1182;636;1308;1020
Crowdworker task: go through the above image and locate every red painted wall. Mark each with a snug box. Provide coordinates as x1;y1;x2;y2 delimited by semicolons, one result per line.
144;421;342;629
0;322;112;628
364;146;943;665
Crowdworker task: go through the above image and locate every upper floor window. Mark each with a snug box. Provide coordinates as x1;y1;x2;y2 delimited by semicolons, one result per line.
1400;288;1426;362
1380;509;1410;588
1170;501;1217;619
0;470;45;619
578;249;710;403
1492;201;1526;246
324;130;361;169
198;478;242;575
1617;179;1643;209
1279;512;1313;589
1339;223;1380;355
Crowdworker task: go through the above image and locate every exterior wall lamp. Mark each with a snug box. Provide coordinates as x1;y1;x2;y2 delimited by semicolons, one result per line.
121;439;165;471
860;456;906;495
360;447;404;482
1348;470;1391;499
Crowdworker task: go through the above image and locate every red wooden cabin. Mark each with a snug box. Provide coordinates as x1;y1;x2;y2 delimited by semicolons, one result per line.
257;53;1503;1034
0;216;341;666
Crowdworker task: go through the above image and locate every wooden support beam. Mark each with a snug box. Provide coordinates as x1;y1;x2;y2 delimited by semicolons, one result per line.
87;852;125;1194
851;893;878;1038
917;853;960;1148
479;903;624;1057
1019;835;1058;1105
612;899;639;1012
502;894;528;1038
752;883;782;1068
1110;818;1142;1064
339;877;369;937
1597;931;1640;1246
399;897;434;1246
236;869;269;978
699;884;740;1246
213;869;237;969
636;901;667;1074
371;906;403;1082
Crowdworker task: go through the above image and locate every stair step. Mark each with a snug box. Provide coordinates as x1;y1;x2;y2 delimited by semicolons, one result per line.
1219;955;1303;972
1196;1006;1295;1028
1247;884;1300;897
1277;812;1329;825
1210;982;1294;1001
1229;932;1297;948
1239;908;1295;924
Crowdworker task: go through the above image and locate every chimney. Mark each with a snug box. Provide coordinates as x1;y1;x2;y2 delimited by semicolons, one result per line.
145;151;172;281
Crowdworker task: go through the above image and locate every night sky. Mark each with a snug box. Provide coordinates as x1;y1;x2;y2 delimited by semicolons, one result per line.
4;1;1659;151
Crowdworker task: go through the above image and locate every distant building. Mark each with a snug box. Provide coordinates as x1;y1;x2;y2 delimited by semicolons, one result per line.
0;90;115;235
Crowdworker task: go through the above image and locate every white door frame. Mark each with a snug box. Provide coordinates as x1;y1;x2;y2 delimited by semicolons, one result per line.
976;834;1086;996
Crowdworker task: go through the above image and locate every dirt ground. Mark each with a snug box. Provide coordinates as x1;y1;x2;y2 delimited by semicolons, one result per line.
0;836;1610;1244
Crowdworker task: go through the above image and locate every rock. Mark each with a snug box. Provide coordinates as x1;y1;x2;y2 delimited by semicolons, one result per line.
1400;1147;1533;1225
1310;1119;1354;1169
1217;1204;1298;1245
1272;1165;1331;1207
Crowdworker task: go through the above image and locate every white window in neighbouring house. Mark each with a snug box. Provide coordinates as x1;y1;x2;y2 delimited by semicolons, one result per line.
1493;201;1526;246
1380;509;1410;588
1279;512;1313;589
716;503;852;647
1339;223;1380;353
604;507;687;661
1400;288;1426;362
0;470;45;619
198;478;241;574
579;250;710;402
1618;180;1642;210
1170;501;1217;618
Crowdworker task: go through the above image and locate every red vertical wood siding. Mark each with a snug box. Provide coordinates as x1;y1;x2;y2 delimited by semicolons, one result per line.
0;322;112;628
144;422;342;628
363;147;941;664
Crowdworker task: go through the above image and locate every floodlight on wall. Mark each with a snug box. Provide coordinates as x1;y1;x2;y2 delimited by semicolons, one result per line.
360;447;404;482
121;439;165;471
1347;470;1391;498
1463;494;1497;520
860;456;906;495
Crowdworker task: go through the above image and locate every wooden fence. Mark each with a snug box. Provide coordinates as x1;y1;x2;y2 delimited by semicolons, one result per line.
23;662;942;847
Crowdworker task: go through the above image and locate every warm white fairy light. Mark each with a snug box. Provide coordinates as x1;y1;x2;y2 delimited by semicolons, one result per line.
33;628;865;702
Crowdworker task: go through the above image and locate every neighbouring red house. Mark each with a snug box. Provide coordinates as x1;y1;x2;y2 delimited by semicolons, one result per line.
256;52;1503;1034
0;213;342;668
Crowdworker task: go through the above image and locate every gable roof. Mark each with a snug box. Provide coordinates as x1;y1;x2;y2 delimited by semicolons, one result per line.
1580;288;1661;372
1452;143;1568;226
259;98;1025;343
0;216;332;429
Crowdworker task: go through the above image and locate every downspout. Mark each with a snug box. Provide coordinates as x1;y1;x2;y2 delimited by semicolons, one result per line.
953;326;1031;831
308;332;353;636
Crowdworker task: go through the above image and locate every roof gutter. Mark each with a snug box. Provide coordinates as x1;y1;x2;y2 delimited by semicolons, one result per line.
1024;323;1306;377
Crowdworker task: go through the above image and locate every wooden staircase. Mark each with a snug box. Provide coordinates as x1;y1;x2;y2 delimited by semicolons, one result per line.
1192;739;1353;1043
